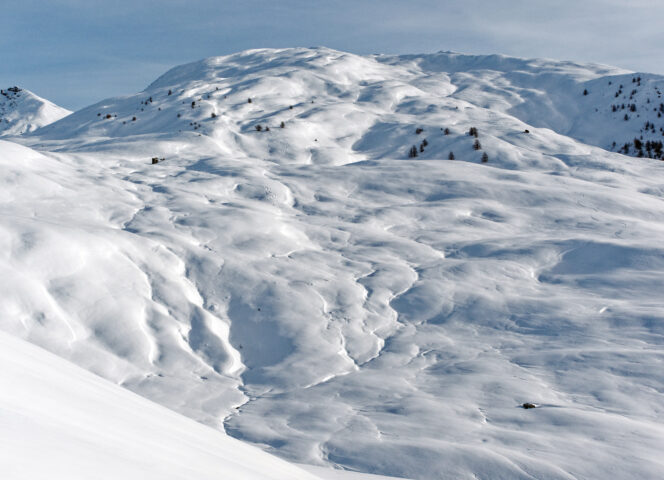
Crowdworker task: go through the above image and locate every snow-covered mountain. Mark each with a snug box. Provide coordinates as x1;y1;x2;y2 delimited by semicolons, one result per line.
0;86;70;136
3;48;664;479
30;48;664;161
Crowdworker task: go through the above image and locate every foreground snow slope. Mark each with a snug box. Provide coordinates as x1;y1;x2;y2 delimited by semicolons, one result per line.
0;330;322;480
0;87;70;136
3;48;664;479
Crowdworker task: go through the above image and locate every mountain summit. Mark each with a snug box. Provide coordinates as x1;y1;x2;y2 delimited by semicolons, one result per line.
0;86;71;136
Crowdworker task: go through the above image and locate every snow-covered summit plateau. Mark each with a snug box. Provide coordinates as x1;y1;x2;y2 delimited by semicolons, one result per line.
2;47;664;479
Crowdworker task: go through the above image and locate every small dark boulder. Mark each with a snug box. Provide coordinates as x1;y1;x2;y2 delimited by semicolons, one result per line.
522;403;537;409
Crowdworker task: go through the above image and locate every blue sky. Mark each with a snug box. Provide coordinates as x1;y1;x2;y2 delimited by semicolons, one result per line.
1;1;662;110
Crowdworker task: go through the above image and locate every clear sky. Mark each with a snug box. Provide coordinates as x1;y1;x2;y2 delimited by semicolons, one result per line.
1;1;661;110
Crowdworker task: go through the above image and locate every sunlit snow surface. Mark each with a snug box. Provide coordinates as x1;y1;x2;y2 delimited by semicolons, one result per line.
0;87;70;136
0;331;323;480
3;48;664;479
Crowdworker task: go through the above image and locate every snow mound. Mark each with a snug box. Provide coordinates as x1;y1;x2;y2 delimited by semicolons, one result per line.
0;87;71;136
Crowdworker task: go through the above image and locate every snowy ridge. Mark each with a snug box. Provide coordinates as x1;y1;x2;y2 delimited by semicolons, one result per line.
31;48;664;161
0;87;70;136
3;48;664;479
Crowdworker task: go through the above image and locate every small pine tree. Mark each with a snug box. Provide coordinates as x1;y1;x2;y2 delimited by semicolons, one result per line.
468;127;478;137
255;125;262;131
191;101;196;109
481;152;489;163
132;116;137;121
444;128;450;135
415;127;424;135
168;90;172;96
211;112;217;118
422;139;428;147
420;143;425;153
280;121;285;128
265;126;270;131
473;139;482;150
408;145;418;158
583;89;588;96
248;98;252;103
448;151;455;160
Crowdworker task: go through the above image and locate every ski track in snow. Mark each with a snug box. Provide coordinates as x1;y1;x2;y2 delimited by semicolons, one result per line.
2;47;664;479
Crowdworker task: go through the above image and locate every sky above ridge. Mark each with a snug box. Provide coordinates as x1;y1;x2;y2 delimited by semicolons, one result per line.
1;1;662;110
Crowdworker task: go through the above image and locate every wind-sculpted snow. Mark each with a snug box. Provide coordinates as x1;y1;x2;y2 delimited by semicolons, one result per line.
0;330;325;480
4;48;664;479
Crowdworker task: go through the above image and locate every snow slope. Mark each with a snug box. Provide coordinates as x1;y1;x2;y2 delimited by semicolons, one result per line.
0;330;322;480
389;52;664;158
0;87;70;136
4;48;664;479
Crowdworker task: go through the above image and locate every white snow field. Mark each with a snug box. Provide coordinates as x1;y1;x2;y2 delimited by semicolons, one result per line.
0;330;403;480
2;47;664;479
0;87;71;136
0;330;322;480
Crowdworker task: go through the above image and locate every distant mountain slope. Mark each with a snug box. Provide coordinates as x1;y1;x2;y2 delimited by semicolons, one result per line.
390;52;664;158
0;86;71;136
5;48;664;480
31;48;664;161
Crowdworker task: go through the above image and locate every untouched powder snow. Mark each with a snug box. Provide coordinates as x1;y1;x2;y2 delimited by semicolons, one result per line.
0;87;70;136
3;47;664;479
